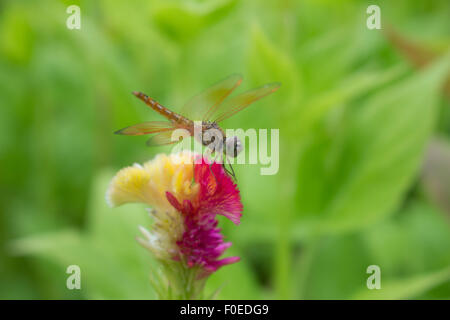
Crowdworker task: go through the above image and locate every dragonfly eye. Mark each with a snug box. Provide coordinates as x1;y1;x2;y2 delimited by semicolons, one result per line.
226;136;242;158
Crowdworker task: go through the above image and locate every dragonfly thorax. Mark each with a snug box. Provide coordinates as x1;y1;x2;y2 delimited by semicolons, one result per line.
198;121;242;158
197;121;226;153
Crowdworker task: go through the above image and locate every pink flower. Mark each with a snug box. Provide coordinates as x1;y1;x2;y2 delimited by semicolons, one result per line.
166;159;243;276
107;152;243;297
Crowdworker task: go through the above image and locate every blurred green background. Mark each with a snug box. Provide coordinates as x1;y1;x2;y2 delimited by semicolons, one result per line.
1;0;450;299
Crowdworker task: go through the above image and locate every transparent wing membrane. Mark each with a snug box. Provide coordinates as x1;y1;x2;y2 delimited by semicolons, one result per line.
145;130;182;146
114;121;175;135
179;74;243;121
213;83;280;123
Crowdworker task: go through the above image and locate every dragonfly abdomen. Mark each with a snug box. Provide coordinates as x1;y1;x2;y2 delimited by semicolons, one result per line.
132;91;190;126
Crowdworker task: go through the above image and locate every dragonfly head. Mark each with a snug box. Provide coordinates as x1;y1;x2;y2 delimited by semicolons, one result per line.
225;136;243;158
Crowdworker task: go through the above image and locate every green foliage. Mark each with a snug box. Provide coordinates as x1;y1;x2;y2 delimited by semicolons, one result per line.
10;171;156;299
1;0;450;299
296;200;450;299
297;55;450;233
153;0;238;42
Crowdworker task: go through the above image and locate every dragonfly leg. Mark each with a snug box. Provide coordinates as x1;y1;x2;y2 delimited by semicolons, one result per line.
191;153;219;185
208;162;218;184
228;161;237;181
222;158;237;181
208;153;223;184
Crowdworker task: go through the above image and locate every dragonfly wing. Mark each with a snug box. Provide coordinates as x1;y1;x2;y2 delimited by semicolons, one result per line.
212;83;280;123
114;121;175;135
146;130;185;146
179;74;243;121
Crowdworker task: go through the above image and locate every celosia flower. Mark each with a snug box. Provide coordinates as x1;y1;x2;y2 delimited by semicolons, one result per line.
106;151;243;299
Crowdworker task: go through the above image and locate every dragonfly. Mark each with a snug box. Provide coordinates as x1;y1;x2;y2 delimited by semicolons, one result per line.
115;74;280;178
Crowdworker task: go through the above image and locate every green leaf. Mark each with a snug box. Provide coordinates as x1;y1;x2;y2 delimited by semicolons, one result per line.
298;65;407;136
363;200;450;278
205;247;263;299
247;23;302;136
296;52;450;233
153;0;237;42
294;200;450;299
352;267;450;300
10;170;157;299
0;4;34;64
294;234;371;299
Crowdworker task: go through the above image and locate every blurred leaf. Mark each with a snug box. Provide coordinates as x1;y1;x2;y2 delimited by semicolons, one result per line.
205;247;263;299
153;0;237;42
422;138;450;215
296;52;450;233
359;200;450;300
295;234;371;299
384;25;438;69
10;170;156;299
247;23;302;136
384;25;450;96
298;65;407;136
363;200;450;277
0;4;34;64
352;267;450;300
296;200;450;299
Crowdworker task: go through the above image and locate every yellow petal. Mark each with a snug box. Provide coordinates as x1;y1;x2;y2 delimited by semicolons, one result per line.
106;151;198;211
